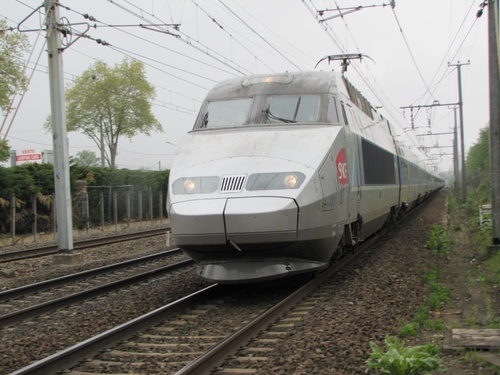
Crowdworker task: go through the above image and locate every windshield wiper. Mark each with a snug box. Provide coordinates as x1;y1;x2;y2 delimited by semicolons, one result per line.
201;112;209;128
263;107;296;123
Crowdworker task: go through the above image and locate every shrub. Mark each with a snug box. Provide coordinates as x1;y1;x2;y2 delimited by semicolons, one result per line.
366;336;445;374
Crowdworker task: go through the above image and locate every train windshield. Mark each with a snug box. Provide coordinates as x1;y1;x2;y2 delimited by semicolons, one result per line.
201;98;253;128
264;95;320;123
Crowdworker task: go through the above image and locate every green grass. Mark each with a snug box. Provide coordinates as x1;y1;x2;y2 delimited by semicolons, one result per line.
422;269;451;311
425;224;451;257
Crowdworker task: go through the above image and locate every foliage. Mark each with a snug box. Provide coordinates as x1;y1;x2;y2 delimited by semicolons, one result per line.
0;140;11;162
485;251;500;288
423;269;451;311
0;19;30;113
365;336;444;374
465;126;490;190
0;163;169;234
399;322;418;337
71;150;101;167
425;224;451;256
65;58;162;168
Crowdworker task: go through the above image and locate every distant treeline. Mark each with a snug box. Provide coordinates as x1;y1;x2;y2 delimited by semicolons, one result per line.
0;163;170;235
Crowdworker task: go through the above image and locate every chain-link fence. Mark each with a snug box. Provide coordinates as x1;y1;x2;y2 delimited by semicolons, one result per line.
3;184;168;244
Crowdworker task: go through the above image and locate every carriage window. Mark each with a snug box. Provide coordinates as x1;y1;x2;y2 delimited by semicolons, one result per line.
264;95;320;123
201;98;253;128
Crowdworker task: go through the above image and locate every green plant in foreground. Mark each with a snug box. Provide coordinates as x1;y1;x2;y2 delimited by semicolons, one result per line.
425;224;451;256
366;336;445;374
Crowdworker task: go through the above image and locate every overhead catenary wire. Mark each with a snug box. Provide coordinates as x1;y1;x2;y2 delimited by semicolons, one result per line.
216;0;303;71
390;5;436;102
409;0;481;123
211;0;315;70
102;0;254;76
66;5;241;82
5;2;209;119
192;0;276;73
2;0;487;171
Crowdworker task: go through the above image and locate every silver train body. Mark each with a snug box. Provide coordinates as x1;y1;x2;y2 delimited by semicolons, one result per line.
166;71;444;283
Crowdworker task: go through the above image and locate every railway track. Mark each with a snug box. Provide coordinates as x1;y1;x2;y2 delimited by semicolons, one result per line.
0;249;193;327
10;223;384;375
6;196;439;374
0;227;170;263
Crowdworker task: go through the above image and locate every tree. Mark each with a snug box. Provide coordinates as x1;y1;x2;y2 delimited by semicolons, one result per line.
0;20;29;159
65;59;162;168
71;150;100;167
0;140;11;163
0;19;29;113
466;126;489;189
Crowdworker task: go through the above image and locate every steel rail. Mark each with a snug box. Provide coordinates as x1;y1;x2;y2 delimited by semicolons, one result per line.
0;259;194;327
9;192;441;374
0;248;183;301
175;194;441;374
175;233;381;374
0;227;170;263
9;284;220;375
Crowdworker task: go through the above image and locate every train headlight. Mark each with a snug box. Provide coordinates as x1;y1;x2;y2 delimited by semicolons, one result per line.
172;177;219;194
183;179;196;193
246;172;305;190
283;174;298;188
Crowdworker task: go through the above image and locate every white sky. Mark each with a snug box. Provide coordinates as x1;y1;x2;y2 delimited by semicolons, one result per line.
1;0;490;173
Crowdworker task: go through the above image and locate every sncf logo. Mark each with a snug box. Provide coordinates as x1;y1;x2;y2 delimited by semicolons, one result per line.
336;148;348;185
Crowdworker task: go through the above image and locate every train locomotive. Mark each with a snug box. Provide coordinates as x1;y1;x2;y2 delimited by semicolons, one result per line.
166;71;444;283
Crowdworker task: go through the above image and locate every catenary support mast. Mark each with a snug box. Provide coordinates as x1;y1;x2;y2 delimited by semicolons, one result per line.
488;0;500;250
45;0;74;253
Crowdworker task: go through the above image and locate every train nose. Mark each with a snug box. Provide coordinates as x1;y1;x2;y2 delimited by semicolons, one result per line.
169;197;298;247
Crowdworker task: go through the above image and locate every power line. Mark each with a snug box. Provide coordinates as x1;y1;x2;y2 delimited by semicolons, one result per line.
390;6;435;101
216;0;303;71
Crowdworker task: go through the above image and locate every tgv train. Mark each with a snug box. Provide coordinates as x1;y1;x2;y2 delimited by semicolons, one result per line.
166;71;444;283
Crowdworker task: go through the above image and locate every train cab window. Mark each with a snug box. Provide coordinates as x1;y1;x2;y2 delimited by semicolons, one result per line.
264;95;320;123
328;96;340;124
200;98;253;128
340;102;349;126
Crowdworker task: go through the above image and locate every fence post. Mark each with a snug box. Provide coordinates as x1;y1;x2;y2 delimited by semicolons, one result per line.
10;194;16;244
100;191;105;231
149;187;153;227
138;190;143;226
126;190;131;228
159;191;163;224
32;194;37;243
113;190;118;230
84;188;89;231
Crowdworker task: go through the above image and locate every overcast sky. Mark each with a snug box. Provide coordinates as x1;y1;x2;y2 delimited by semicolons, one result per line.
1;0;490;172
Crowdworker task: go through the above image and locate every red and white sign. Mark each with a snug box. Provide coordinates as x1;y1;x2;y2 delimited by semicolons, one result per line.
15;149;42;164
336;148;349;185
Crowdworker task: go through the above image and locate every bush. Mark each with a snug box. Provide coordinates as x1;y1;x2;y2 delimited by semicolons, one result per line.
366;336;445;374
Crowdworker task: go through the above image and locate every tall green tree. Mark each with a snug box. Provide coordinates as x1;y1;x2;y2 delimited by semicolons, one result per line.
65;59;162;168
71;150;100;167
0;19;29;113
466;126;490;189
0;140;11;162
0;20;29;159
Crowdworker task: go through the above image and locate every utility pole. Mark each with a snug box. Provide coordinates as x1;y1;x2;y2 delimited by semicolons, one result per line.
448;61;470;203
452;107;460;194
400;102;459;185
488;0;500;251
45;0;77;259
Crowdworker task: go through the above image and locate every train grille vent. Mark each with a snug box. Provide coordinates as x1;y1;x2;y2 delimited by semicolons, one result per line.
220;175;246;193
